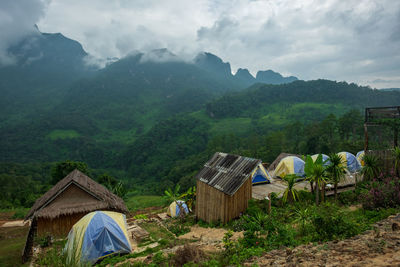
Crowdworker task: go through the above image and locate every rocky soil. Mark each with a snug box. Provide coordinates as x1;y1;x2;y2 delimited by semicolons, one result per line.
245;214;400;267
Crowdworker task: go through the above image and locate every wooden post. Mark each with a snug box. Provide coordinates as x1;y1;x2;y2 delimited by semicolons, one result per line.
394;126;398;148
364;123;369;151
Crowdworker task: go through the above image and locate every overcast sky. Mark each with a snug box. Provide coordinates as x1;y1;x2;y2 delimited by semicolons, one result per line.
2;0;400;88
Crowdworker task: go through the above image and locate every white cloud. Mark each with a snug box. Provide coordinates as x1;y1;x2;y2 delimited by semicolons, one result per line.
0;0;47;65
1;0;399;88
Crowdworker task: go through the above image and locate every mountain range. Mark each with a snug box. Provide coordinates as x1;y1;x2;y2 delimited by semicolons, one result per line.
1;30;400;192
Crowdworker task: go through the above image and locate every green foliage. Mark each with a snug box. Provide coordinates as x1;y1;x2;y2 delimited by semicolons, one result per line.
311;202;358;240
361;154;382;180
98;173;127;198
167;223;191;236
11;208;28;219
125;194;166;212
51;160;89;185
393;147;400;175
281;174;300;203
305;155;328;205
326;153;346;200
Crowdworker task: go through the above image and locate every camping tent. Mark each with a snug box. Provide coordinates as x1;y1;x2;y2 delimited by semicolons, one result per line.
338;152;362;173
273;156;305;178
311;154;330;166
251;163;272;184
356;151;365;166
64;211;131;265
167;200;189;217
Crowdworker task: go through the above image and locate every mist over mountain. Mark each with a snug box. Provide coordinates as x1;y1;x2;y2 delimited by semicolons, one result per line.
1;29;399;189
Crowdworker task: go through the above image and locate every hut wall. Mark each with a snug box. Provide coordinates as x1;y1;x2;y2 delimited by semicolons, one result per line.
36;184;101;237
196;178;252;223
37;212;87;237
223;178;252;222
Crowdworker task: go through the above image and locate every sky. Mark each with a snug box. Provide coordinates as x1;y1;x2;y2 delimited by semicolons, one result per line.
1;0;400;88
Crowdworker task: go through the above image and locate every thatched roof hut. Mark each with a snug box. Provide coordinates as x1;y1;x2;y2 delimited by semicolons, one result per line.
195;152;261;223
268;152;302;173
26;169;128;236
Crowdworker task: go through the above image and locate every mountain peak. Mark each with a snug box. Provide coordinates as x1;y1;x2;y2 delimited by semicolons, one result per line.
256;69;298;84
194;52;232;78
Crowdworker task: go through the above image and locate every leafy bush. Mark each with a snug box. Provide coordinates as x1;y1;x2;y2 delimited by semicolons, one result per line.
361;173;400;209
338;190;359;205
311;202;358;240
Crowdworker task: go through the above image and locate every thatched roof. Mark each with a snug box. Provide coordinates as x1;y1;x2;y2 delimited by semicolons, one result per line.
26;169;128;220
268;152;302;172
196;152;261;196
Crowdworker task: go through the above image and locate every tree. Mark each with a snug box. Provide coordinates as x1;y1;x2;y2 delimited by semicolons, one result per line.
326;153;346;201
98;174;127;199
281;174;300;204
305;155;328;205
361;154;381;180
51;160;89;185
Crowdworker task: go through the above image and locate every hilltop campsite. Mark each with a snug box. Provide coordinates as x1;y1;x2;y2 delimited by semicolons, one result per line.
2;1;400;266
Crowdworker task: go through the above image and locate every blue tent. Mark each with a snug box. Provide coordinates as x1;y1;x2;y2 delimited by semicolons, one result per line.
338;152;362;173
65;211;131;265
251;163;272;184
311;154;330;166
167;200;189;217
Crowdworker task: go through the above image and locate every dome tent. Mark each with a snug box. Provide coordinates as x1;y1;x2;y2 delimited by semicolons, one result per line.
338;152;362;173
273;156;305;178
64;211;131;265
251;163;272;184
311;154;330;166
356;151;365;166
167;200;189;217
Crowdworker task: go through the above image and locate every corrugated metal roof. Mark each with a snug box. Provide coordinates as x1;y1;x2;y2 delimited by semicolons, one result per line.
196;152;261;196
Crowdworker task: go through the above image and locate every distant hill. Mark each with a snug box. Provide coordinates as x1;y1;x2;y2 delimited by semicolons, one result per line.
256;70;298;85
380;88;400;92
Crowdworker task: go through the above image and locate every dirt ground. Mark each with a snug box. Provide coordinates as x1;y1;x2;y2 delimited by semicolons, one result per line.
179;225;242;243
244;213;400;266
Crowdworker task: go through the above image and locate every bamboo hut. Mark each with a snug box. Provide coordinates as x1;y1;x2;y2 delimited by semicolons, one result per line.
25;169;128;237
195;152;261;223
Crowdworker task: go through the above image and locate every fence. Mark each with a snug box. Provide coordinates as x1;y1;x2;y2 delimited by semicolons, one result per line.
366;149;395;175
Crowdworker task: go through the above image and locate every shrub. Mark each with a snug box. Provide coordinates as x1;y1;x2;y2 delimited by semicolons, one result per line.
360;173;400;210
311;202;358;240
338;190;359;205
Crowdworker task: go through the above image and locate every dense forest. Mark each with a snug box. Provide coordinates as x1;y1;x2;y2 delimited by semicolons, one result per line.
1;31;399;209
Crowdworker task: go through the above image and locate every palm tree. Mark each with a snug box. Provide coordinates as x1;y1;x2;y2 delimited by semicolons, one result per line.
305;155;328;205
326;153;346;201
361;154;381;180
293;206;311;235
281;174;300;204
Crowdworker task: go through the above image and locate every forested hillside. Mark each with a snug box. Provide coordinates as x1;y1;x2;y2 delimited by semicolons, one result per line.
1;30;399;205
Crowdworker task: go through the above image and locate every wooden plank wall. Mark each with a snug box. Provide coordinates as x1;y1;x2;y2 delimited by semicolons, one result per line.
196;178;252;223
37;212;87;237
367;150;395;175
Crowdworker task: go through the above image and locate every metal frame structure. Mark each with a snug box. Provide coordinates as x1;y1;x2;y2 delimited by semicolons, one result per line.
364;106;400;151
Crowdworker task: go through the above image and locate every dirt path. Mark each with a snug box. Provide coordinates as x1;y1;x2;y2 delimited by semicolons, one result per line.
245;214;400;266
